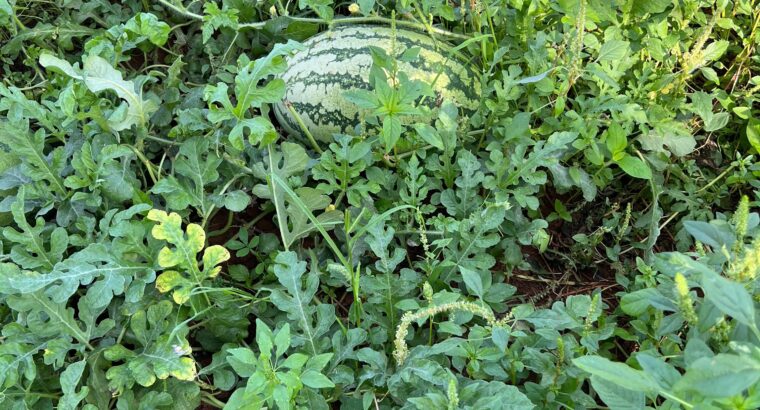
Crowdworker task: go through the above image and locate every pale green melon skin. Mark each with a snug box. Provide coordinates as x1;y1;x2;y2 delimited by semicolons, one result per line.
274;25;481;142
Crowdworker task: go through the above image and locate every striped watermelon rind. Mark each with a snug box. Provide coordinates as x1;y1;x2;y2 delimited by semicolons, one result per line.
274;25;481;142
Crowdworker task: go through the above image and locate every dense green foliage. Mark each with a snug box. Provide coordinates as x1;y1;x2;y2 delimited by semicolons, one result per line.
1;0;759;409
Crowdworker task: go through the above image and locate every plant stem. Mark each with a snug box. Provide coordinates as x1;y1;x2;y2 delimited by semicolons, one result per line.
696;163;737;193
201;392;227;409
285;101;324;154
207;210;236;238
156;0;470;39
243;208;274;230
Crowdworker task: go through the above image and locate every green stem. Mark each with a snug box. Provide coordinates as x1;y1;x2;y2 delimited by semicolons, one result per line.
144;133;180;145
659;391;694;409
243;208;274;230
129;145;158;185
13;13;27;31
156;0;471;39
285;101;324;154
3;392;60;399
200;392;227;409
207;210;236;238
696;163;737;193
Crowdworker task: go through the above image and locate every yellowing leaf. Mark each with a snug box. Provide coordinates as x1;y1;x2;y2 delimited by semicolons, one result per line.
147;209;230;308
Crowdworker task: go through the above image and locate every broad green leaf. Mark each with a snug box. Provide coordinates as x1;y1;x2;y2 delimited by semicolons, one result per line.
674;354;760;397
747;117;760;153
59;361;89;410
620;288;676;316
274;323;291;357
123;13;170;46
682;220;735;249
413;123;444;150
459;266;484;298
605;123;627;157
2;190;68;270
226;348;257;378
39;54;157;130
230;117;278;149
270;251;335;355
573;355;658;393
616;154;651;179
631;0;671;15
701;272;756;328
0;124;67;195
702;40;729;62
590;375;645;410
223;190;251;212
636;354;681;390
301;369;335;389
597;40;630;63
255;318;274;356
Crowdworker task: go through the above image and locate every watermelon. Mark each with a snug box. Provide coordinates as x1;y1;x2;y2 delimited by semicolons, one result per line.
274;25;481;142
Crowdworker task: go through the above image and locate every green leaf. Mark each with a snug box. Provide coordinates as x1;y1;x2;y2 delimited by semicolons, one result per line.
702;40;729;62
597;40;630;63
382;115;403;152
226;348;257;378
682;220;735;249
123;13;171;46
202;2;239;43
616;154;651;179
39;54;158;130
590;375;645;410
301;369;335;388
270;251;335;355
619;288;674;316
636;354;681;390
747;117;760;153
413;123;445;151
230;117;278;149
701;272;756;328
704;112;730;132
605;123;627;156
299;0;334;20
631;0;671;15
459;266;484;298
256;318;274;356
440;150;485;218
0;124;67;195
0;243;148;309
151;137;222;214
223;190;251;212
281;353;309;370
573;355;658;393
59;361;89;410
639;128;696;157
2;190;68;270
274;323;291;357
674;354;760;397
257;143;342;249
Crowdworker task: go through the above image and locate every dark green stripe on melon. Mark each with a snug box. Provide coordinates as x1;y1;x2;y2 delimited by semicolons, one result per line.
274;25;481;142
